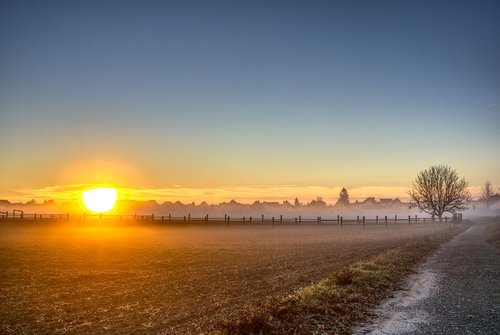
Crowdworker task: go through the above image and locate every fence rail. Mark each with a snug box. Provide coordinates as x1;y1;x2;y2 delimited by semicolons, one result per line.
0;210;464;225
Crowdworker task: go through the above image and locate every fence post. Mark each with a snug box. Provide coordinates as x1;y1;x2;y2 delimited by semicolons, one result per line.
262;214;264;223
340;216;343;226
376;215;378;224
357;215;359;224
363;216;365;227
385;216;388;227
168;214;171;222
299;215;302;224
317;216;320;224
188;214;191;222
280;215;282;224
295;217;297;224
227;216;230;225
161;215;164;222
394;215;397;223
225;214;227;222
250;216;252;223
337;215;340;224
272;217;275;225
152;213;155;221
408;215;411;224
243;216;246;223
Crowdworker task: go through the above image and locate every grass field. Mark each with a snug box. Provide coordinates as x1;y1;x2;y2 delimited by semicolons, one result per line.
0;220;466;334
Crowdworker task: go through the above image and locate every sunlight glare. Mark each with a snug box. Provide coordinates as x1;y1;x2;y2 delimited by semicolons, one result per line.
82;188;118;213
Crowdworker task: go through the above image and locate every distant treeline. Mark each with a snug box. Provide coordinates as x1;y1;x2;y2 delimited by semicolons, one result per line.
1;195;498;217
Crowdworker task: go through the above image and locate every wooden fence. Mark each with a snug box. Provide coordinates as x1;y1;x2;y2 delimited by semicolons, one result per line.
0;210;464;225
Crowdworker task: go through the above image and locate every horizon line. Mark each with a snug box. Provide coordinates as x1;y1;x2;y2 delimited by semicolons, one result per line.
1;183;414;204
0;183;488;205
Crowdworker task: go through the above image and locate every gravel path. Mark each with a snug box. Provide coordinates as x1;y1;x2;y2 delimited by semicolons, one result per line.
353;222;500;335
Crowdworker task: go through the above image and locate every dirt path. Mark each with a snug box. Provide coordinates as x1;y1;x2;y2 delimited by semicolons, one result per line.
353;222;500;335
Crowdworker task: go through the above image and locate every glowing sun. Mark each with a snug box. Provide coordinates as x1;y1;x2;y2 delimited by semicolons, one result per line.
82;188;118;213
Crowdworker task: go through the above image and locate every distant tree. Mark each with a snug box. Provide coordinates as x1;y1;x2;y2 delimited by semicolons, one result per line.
309;196;327;207
408;165;472;219
335;187;350;206
294;197;301;207
480;181;495;208
26;199;37;205
252;200;262;206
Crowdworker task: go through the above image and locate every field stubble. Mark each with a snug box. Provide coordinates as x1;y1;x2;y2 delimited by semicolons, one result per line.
0;221;465;334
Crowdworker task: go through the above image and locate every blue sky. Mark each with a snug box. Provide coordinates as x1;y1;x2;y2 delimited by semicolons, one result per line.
0;1;499;202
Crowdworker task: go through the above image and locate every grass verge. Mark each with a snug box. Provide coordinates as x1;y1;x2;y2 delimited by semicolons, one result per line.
205;224;467;335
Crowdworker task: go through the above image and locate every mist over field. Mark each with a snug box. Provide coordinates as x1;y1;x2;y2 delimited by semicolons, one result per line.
2;197;499;219
1;0;499;333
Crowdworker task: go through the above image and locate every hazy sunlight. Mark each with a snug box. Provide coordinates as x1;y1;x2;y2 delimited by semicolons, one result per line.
82;188;118;213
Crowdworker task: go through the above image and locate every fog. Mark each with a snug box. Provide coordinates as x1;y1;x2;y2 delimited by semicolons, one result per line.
3;198;499;221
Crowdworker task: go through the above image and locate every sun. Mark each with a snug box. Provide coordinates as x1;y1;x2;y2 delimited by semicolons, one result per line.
82;187;118;213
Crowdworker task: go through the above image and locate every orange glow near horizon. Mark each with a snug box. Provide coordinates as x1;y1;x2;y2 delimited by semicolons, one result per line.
7;184;418;205
0;183;490;210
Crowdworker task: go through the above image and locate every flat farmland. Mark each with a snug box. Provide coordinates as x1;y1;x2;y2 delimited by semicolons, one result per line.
0;221;462;334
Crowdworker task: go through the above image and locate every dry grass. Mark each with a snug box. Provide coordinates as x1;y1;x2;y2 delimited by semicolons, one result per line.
0;221;466;334
207;226;465;334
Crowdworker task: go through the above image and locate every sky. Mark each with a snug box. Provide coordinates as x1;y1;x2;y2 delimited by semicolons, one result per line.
1;0;499;204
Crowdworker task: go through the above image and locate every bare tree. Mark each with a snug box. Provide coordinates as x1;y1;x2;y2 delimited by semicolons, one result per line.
408;165;471;219
481;181;495;208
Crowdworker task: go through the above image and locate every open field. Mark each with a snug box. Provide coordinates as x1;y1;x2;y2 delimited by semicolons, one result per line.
0;220;466;334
